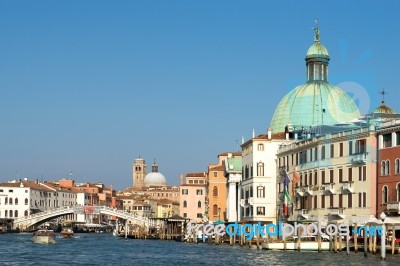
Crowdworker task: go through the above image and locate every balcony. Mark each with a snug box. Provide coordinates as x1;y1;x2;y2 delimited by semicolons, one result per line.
323;183;335;194
342;182;353;193
351;153;368;165
305;185;314;196
387;202;400;214
329;208;345;218
300;209;309;219
295;187;304;196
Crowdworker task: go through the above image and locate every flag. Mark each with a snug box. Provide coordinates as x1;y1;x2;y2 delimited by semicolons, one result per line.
283;171;291;216
292;168;300;184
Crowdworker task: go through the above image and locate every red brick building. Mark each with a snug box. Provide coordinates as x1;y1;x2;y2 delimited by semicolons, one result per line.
377;119;400;217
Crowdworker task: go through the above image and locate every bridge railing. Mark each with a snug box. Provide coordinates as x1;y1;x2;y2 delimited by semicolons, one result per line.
13;205;76;223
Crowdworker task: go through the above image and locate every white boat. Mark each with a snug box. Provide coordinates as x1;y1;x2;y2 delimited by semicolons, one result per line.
262;236;344;251
32;229;56;244
60;228;74;238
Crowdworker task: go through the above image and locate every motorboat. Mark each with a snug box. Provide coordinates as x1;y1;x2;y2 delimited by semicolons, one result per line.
60;228;74;238
32;229;56;244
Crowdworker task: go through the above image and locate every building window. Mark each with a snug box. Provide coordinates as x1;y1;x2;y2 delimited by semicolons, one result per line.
5;210;8;218
385;160;390;175
181;189;188;195
257;162;264;176
183;200;187;208
314;147;318;161
330;194;334;208
213;186;218;197
9;198;13;205
397;132;400;146
313;195;317;209
339;168;343;183
349;141;353;155
14;210;18;218
213;204;218;216
257;207;265;215
381;161;386;176
213;172;217;177
382;186;388;204
258;144;264;151
197;201;202;208
363;192;366;208
196;189;203;195
257;186;265;198
321;170;325;184
348;168;353;182
15;198;18;205
396;159;400;174
339;194;343;208
329;169;334;183
321;195;325;208
24;210;28;216
383;133;392;148
330;144;334;158
348;194;352;208
189;180;193;184
183;213;187;218
339;143;343;157
197;213;202;218
321;146;326;160
397;183;400;201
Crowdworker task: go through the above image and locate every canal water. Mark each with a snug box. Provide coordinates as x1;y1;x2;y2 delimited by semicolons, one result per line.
0;233;398;265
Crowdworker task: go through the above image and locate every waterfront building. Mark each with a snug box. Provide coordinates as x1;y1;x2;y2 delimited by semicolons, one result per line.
179;172;206;223
377;118;400;217
0;180;76;220
206;152;238;223
240;129;293;225
276;125;377;225
224;153;242;223
156;199;180;218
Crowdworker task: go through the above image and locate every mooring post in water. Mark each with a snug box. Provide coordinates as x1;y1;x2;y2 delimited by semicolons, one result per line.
363;225;367;257
354;223;358;253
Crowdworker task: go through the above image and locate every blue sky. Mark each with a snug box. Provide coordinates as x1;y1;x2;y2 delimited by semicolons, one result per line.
1;1;399;189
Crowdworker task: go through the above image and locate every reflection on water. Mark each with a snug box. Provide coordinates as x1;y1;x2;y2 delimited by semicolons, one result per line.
0;233;398;265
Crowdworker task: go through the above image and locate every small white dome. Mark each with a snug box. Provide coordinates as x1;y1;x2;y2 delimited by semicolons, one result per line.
144;172;167;187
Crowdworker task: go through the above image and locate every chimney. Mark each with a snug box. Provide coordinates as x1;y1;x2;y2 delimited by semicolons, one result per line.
241;136;244;144
286;133;289;140
252;129;255;138
267;128;272;139
180;174;184;185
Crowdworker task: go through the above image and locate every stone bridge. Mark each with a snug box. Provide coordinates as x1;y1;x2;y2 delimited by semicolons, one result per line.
12;205;155;230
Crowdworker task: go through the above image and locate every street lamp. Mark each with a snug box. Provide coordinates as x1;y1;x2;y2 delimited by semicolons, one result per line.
380;212;386;260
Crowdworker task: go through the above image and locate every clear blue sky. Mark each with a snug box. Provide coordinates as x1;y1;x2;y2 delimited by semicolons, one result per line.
1;1;399;189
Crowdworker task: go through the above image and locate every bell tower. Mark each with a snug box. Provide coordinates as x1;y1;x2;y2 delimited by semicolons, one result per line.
133;157;147;188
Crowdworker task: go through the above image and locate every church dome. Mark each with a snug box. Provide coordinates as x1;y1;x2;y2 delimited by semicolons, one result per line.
373;101;395;114
270;25;360;133
143;160;167;187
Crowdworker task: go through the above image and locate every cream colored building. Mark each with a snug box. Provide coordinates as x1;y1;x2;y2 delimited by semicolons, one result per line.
240;129;293;225
276;125;377;225
156;199;179;218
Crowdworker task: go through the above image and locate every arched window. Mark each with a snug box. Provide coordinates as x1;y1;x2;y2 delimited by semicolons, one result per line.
15;198;18;205
24;210;28;216
397;183;400;202
14;210;18;218
5;210;8;217
258;144;264;151
382;186;388;204
257;186;265;198
386;160;390;175
9;198;13;205
381;161;386;176
213;186;218;197
5;197;8;205
213;204;218;216
9;210;13;218
396;159;400;174
25;198;28;205
257;162;264;176
197;201;202;208
183;200;187;208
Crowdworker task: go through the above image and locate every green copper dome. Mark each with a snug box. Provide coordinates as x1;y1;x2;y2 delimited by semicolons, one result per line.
270;26;361;133
306;42;329;58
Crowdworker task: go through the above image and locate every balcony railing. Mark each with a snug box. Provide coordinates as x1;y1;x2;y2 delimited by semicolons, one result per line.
295;187;304;196
351;153;368;165
342;182;353;193
386;202;400;214
329;207;345;218
323;183;335;194
300;209;309;219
